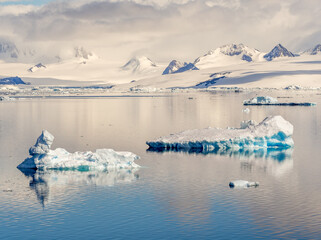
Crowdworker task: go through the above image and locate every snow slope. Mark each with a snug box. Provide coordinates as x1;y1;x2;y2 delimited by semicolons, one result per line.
122;56;158;73
193;44;263;69
0;43;320;89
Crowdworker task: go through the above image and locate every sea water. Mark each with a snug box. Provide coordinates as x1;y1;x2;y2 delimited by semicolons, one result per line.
0;91;320;239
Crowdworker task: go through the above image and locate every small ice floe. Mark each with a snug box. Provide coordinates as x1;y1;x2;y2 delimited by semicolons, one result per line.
284;85;302;90
0;96;15;101
243;96;316;106
17;130;140;171
2;188;13;192
146;116;294;153
242;108;250;113
229;180;259;188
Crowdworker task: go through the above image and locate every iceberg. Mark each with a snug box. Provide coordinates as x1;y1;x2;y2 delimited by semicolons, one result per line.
18;130;140;170
243;96;316;106
229;180;259;188
146;116;294;152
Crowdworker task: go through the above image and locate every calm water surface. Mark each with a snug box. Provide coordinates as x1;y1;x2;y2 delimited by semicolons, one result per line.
0;91;321;239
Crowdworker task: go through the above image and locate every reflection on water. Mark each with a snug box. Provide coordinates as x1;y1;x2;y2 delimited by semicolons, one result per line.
148;148;293;177
235;149;293;177
19;168;139;207
148;147;292;160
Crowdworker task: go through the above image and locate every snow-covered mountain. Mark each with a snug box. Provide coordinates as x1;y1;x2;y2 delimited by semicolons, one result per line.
121;56;157;73
0;41;19;60
193;44;262;69
309;44;321;55
28;63;46;72
264;44;296;61
0;40;96;64
162;60;198;75
74;47;95;60
0;40;36;62
163;60;185;74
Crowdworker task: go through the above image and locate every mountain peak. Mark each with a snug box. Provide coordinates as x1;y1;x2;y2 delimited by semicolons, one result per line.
28;63;46;73
122;56;157;73
0;40;19;60
193;43;260;69
163;60;198;75
264;44;296;61
310;44;321;55
74;47;95;60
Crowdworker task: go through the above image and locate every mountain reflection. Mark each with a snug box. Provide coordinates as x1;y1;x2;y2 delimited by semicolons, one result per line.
19;169;139;207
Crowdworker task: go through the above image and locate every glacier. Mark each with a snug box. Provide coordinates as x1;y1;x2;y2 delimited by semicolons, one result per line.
146;116;294;152
17;130;140;170
244;96;316;106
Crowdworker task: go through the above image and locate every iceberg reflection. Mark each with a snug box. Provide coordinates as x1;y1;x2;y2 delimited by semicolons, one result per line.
19;168;139;207
148;147;292;161
148;148;293;177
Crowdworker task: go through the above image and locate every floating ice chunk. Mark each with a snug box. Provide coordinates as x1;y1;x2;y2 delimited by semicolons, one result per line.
242;108;250;113
18;131;140;170
29;130;54;155
244;96;316;106
146;116;294;152
244;96;278;105
284;85;302;90
229;180;259;188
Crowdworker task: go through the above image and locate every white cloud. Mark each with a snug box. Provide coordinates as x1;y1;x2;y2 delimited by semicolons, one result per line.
0;0;320;62
0;4;37;15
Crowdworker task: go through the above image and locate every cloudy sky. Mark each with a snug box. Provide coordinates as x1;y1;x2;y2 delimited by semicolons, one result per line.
0;0;320;62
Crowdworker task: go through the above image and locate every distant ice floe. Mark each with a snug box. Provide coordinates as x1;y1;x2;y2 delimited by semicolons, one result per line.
0;96;15;101
244;96;278;105
17;130;140;170
243;96;316;106
147;116;294;152
229;180;259;188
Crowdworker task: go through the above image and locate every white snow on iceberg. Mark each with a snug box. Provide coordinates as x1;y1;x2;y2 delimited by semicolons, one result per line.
243;96;316;106
18;130;140;170
146;116;294;152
